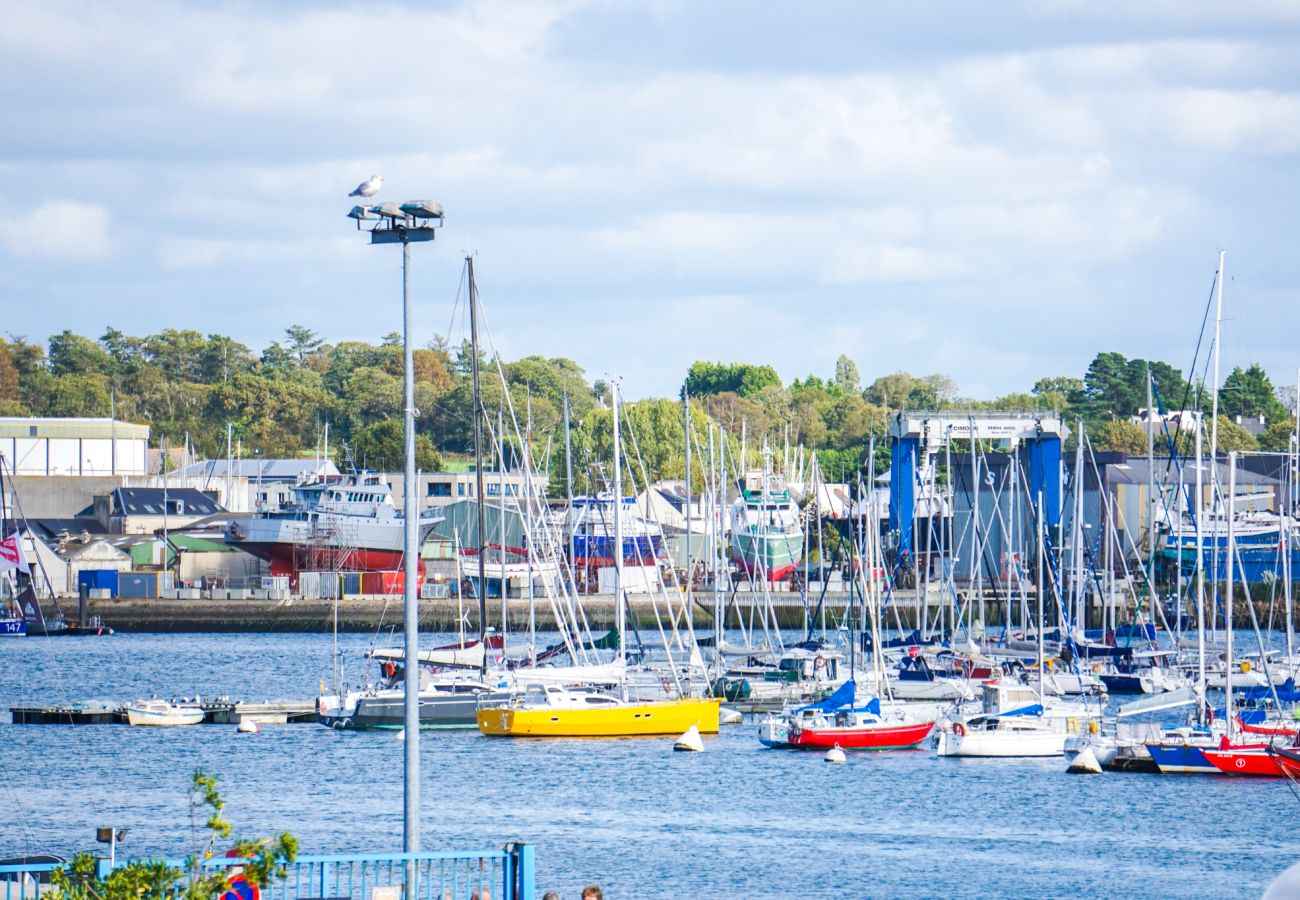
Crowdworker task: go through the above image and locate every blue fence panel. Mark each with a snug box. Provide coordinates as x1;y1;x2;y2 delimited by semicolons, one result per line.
0;849;534;900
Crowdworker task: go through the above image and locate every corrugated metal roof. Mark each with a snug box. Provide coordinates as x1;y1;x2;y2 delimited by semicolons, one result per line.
0;417;149;440
113;487;224;516
171;459;340;480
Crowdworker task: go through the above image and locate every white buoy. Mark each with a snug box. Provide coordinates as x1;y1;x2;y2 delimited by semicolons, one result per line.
718;706;743;725
674;725;704;752
824;744;847;764
396;728;406;741
236;720;259;734
1067;746;1103;774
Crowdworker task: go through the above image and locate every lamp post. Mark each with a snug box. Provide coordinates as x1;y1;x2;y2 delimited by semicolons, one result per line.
95;827;125;870
348;198;444;858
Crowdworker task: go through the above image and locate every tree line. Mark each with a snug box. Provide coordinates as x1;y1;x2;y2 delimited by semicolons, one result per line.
1;328;1294;493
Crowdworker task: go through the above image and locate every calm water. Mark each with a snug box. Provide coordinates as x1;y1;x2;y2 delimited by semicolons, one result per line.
2;631;1297;898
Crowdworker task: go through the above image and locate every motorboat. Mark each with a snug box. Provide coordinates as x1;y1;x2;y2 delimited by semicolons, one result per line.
125;700;205;727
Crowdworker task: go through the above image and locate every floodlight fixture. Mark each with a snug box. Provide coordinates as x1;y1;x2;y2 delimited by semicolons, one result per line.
371;201;408;221
399;200;444;220
347;205;378;221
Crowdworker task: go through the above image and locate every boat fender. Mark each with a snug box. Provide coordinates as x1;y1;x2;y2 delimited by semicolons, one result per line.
383;661;397;679
952;722;966;737
1088;720;1098;734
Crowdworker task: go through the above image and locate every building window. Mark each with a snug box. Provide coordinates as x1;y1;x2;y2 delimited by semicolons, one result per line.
457;483;465;497
486;484;500;497
427;482;451;497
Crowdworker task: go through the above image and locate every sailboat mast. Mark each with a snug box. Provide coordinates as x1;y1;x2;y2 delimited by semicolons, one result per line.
684;391;692;602
1036;490;1045;707
467;256;489;678
498;408;507;644
1225;452;1236;736
1195;417;1206;723
563;394;574;503
1210;250;1225;490
612;378;626;687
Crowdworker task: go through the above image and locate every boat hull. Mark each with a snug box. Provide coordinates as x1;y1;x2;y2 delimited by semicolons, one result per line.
730;531;802;581
126;707;204;727
1143;741;1216;774
477;698;720;737
320;691;508;730
789;721;934;751
935;728;1070;757
1202;748;1299;777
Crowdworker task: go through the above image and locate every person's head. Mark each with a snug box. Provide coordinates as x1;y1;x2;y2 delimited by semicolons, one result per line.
581;886;602;900
542;893;560;900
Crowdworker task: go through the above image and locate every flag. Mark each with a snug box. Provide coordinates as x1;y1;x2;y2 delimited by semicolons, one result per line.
0;534;29;574
18;585;44;630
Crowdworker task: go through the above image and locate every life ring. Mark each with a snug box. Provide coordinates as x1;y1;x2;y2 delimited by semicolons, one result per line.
952;722;966;737
383;660;397;679
1240;660;1253;674
814;657;828;670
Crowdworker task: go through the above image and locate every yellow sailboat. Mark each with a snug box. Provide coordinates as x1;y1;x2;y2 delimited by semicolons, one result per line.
476;685;720;737
476;379;720;739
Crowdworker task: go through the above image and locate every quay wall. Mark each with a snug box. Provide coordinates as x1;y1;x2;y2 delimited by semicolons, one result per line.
38;588;1269;632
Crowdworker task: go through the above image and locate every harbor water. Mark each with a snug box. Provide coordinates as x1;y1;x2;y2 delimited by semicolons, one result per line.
2;631;1296;898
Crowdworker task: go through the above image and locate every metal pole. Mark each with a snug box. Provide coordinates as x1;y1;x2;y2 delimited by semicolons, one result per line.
468;258;488;679
612;379;626;696
684;391;693;600
1225;451;1236;736
400;237;420;856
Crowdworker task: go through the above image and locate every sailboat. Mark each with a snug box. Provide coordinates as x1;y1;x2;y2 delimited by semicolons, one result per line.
937;489;1099;757
757;679;934;750
477;378;720;738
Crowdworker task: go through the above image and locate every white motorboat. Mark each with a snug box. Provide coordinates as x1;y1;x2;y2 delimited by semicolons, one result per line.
125;700;205;727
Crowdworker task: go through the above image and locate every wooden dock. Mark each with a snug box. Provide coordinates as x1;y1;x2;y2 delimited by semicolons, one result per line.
9;698;319;725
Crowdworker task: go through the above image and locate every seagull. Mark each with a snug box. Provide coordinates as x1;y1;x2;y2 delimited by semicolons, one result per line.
349;175;383;199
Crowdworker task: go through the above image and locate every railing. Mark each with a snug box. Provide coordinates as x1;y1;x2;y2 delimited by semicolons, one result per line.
0;848;534;900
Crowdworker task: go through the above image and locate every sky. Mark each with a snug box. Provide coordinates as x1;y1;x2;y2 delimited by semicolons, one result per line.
3;1;1300;401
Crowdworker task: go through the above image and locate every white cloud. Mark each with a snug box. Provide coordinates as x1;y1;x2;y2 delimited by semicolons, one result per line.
2;1;1299;399
0;200;111;260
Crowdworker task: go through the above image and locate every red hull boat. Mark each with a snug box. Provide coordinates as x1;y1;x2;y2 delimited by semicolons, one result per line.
790;720;935;751
1203;746;1300;777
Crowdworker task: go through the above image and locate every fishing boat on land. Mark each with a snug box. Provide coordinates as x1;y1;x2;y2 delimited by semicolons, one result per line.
729;449;803;582
125;700;205;727
476;683;720;737
225;471;443;579
758;680;933;751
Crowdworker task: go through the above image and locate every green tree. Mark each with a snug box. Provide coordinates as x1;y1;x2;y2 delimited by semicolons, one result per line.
1092;419;1147;455
1220;363;1288;423
284;325;323;363
833;354;861;395
1258;418;1297;452
683;361;781;398
349;418;441;471
48;330;112;376
1212;414;1259;452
